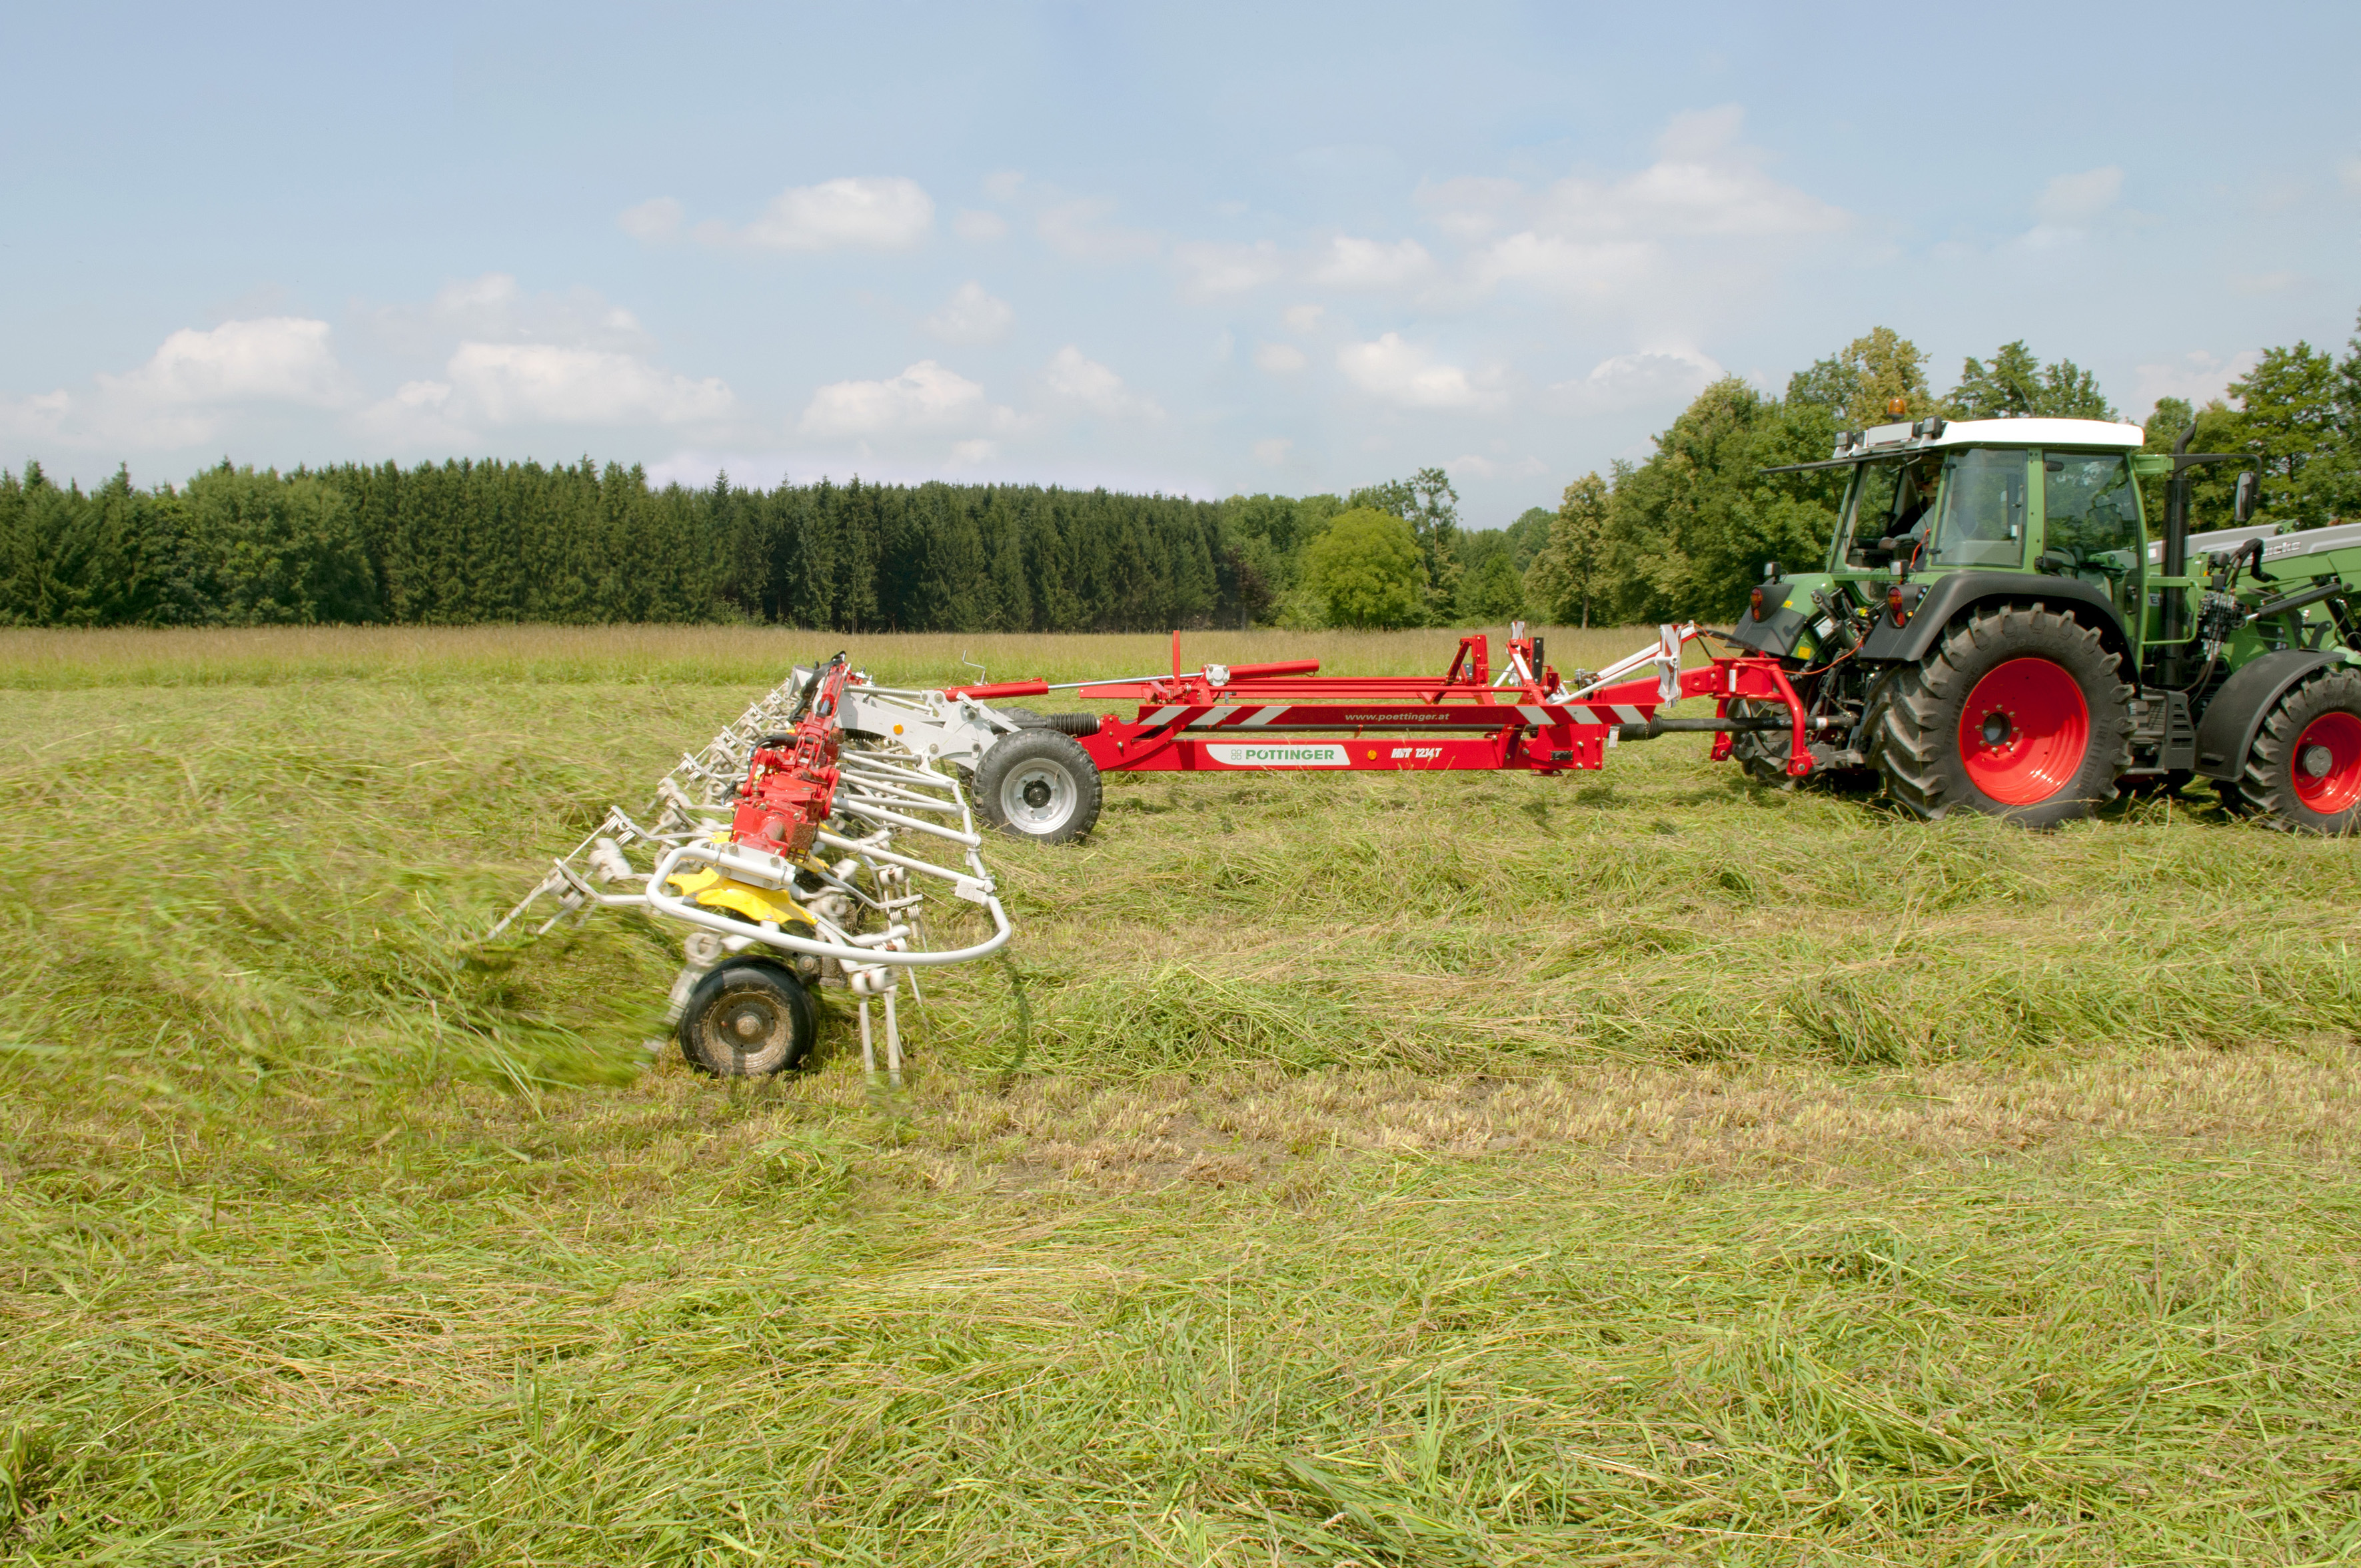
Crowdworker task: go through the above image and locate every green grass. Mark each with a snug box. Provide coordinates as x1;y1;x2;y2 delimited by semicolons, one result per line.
2;625;2358;1565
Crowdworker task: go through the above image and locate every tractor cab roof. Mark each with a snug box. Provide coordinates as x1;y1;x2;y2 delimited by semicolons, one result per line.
1763;416;2147;476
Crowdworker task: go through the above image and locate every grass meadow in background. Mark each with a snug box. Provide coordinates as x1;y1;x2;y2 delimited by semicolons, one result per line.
1;624;2358;1565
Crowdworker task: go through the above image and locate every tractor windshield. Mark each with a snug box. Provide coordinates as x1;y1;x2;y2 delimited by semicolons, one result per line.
2040;452;2142;572
1927;448;2028;568
1835;454;1943;569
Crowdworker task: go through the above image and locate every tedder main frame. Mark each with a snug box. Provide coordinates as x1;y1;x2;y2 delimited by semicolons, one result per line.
834;624;1823;843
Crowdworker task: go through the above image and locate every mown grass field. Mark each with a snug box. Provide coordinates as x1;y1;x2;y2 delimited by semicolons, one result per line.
3;624;2359;1566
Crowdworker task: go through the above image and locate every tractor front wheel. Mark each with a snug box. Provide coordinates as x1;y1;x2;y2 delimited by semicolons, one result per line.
1873;604;2132;826
974;728;1103;844
2230;670;2361;834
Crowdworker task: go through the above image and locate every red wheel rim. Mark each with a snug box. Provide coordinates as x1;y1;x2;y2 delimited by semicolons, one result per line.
1958;658;2090;805
2290;710;2361;814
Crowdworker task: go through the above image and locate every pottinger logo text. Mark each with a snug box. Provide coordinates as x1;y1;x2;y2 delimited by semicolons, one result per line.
1205;743;1349;768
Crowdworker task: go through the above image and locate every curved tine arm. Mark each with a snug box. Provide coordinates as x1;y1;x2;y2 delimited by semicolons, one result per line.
812;828;992;887
828;796;984;848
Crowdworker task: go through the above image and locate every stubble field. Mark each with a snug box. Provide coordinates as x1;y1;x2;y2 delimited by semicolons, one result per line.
1;624;2358;1565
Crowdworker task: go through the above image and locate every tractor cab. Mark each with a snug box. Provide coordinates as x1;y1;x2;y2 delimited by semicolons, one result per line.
1827;418;2147;594
1736;417;2152;665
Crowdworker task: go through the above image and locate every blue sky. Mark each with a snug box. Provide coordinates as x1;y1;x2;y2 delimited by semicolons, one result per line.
4;0;2356;526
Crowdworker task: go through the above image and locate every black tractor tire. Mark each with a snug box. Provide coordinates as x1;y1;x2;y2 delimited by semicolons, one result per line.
1729;694;1880;793
974;728;1103;844
2228;669;2361;834
677;962;817;1077
1873;604;2132;827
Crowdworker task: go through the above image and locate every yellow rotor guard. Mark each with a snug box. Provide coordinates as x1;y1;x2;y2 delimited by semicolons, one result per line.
664;865;812;927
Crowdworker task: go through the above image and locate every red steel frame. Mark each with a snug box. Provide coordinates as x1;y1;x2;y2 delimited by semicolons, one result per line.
955;628;1816;780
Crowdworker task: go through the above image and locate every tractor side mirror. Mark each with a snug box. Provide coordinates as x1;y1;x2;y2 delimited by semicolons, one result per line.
2234;470;2259;524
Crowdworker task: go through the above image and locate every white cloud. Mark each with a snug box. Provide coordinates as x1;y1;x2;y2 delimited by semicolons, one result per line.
1311;236;1436;290
1044;345;1162;419
923;282;1014;346
444;343;733;425
2131;349;2264;414
101;317;349;409
1472;234;1655;294
952;209;1008;241
1253;342;1307;374
1253;437;1293;466
982;170;1026;201
618;197;683;241
1282;304;1325;334
710;176;935;253
362;273;652;357
1553;347;1725;412
1175;240;1287;297
17;317;359;447
950;438;1000;465
1038;199;1160;262
353;378;476;448
1336;333;1482;409
0;390;75;447
1425;107;1845;251
798;360;1015;439
1415;176;1525;242
2033;166;2124;226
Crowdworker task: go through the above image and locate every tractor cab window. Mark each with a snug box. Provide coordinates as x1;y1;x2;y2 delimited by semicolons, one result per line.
1927;448;2027;568
2039;452;2143;584
1837;454;1943;569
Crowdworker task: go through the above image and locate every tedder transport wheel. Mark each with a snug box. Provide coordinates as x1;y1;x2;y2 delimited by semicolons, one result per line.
1873;604;2132;827
678;962;817;1076
975;728;1103;844
2230;669;2361;834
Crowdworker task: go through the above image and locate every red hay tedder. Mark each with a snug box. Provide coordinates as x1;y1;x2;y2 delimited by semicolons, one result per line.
912;622;1823;841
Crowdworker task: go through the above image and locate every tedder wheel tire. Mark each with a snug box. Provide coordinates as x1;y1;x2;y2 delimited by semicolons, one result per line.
1873;604;2132;826
974;728;1102;844
2234;669;2361;834
678;962;816;1077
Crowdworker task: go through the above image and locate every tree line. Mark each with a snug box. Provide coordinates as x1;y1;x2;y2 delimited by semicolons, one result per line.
0;464;1229;631
4;309;2352;632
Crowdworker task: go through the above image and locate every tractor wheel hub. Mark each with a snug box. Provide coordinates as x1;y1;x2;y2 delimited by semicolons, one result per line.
728;1006;770;1042
1957;658;2090;806
2301;743;2334;779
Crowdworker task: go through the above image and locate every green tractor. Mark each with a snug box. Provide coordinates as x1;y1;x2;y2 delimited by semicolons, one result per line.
1727;414;2361;832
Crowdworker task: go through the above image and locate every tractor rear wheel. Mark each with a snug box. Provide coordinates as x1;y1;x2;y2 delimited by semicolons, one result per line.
2230;669;2361;834
1873;604;2132;826
678;962;816;1076
975;728;1102;844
